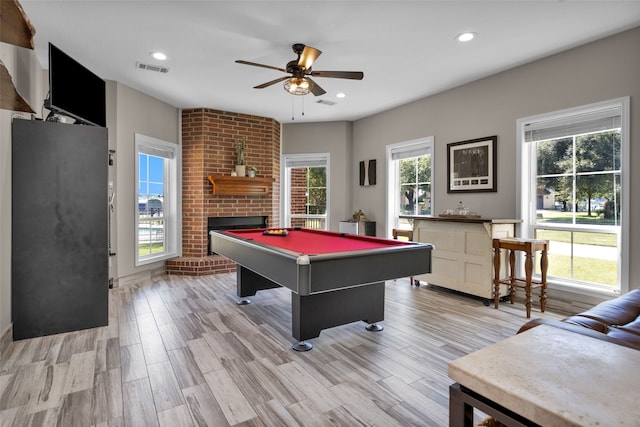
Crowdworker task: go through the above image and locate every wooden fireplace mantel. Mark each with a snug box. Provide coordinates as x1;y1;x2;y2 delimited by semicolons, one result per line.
207;175;274;196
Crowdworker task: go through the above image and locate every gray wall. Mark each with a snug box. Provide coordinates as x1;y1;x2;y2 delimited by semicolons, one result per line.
282;121;353;232
110;82;180;283
284;28;640;303
353;27;639;237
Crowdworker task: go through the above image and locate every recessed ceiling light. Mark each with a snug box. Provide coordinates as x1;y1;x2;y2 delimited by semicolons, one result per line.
455;32;476;42
336;93;346;98
150;51;167;61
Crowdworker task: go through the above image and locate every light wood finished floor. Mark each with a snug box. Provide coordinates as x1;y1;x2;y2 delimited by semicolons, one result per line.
0;273;564;426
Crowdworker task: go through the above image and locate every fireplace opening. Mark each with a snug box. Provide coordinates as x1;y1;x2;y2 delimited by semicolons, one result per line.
208;216;268;255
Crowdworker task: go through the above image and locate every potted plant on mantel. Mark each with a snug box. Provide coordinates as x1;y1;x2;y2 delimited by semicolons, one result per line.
235;137;246;176
246;165;257;178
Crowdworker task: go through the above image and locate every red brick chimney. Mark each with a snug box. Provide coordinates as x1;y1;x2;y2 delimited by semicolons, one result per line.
166;108;280;275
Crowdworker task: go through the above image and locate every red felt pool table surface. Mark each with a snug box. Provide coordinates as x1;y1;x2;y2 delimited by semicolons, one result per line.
225;228;409;255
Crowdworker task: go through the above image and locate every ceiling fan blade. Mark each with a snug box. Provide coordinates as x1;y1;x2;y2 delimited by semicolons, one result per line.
307;77;326;96
236;60;287;73
310;70;364;80
254;76;290;89
298;46;322;70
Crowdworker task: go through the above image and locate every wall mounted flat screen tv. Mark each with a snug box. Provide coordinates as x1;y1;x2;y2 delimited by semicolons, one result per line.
45;43;106;127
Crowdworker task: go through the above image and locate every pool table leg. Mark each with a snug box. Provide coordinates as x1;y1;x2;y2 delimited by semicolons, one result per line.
236;266;281;305
291;282;385;350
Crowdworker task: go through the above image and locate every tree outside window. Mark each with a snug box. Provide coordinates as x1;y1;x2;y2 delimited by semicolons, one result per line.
290;166;327;228
536;130;621;225
284;154;329;230
399;156;431;216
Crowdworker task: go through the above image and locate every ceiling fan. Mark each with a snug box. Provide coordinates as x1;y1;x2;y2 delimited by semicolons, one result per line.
235;43;364;96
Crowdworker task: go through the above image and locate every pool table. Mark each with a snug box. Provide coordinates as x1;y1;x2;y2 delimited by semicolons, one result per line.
210;227;433;351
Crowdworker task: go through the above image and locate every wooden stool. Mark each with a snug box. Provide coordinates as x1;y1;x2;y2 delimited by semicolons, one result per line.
492;238;549;318
393;229;417;286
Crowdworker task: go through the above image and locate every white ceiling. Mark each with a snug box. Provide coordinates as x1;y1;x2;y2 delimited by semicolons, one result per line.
20;1;640;124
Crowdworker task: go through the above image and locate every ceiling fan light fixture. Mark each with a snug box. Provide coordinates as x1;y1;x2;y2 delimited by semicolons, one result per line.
284;77;313;96
237;43;361;98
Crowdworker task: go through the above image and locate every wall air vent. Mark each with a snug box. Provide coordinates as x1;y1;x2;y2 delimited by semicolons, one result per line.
316;99;336;106
135;62;169;73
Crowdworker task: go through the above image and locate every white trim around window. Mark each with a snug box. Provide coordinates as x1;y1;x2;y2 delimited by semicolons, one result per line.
281;153;330;230
386;136;434;236
516;97;629;296
135;133;182;266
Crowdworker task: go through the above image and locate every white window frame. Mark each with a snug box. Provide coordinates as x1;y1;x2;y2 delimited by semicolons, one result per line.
135;133;182;266
281;153;330;230
386;137;434;237
516;97;629;296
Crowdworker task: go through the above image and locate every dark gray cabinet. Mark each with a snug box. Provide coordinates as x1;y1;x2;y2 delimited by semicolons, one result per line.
12;119;108;340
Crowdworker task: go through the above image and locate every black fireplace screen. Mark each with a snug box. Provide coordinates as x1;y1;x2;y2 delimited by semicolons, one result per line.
208;216;268;255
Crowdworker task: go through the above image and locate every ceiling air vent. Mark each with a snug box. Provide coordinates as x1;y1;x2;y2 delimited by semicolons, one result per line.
316;99;336;106
135;62;169;73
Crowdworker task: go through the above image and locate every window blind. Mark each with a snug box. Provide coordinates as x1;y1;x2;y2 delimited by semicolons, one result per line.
139;145;174;159
390;143;431;160
524;107;621;143
284;157;327;168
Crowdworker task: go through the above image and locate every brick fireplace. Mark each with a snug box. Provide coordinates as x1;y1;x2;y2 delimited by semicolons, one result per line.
166;108;280;275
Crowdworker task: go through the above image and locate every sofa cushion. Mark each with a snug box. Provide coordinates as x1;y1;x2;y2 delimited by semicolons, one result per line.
572;289;640;327
517;289;640;350
518;318;640;350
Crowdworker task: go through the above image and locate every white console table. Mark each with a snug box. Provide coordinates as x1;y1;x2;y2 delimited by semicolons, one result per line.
401;216;521;300
448;325;640;426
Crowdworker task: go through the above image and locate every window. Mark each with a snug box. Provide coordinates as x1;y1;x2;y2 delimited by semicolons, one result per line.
135;134;181;265
518;98;629;294
282;154;329;230
386;137;434;235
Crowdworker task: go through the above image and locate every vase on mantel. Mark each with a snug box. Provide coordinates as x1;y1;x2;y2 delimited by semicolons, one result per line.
235;138;246;176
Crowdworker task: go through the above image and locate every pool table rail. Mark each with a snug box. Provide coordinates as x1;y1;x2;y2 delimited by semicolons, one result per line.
210;229;433;296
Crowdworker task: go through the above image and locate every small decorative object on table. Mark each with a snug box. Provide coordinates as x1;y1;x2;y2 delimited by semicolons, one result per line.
263;229;288;236
455;201;469;215
352;209;366;221
439;201;481;218
246;165;257;178
235;137;246;176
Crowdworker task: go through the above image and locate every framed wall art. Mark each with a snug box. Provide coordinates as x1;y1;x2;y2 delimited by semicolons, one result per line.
447;135;497;193
359;159;377;186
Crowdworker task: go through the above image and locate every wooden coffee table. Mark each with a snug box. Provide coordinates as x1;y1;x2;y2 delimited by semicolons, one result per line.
448;325;640;426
